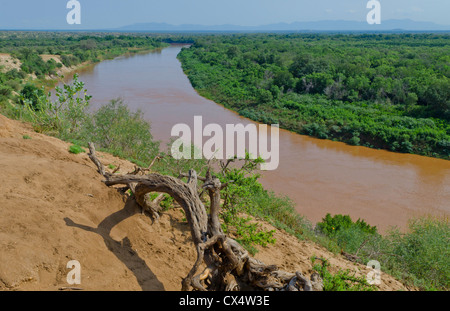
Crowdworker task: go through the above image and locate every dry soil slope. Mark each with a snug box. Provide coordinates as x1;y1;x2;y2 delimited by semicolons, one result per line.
0;114;408;291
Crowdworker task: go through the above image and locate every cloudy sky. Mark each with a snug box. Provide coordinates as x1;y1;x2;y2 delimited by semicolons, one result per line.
0;0;448;29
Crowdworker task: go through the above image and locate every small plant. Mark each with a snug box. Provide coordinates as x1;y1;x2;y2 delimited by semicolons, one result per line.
18;74;92;137
22;135;32;140
312;257;376;291
19;83;44;110
214;153;277;255
69;144;85;154
221;212;276;255
147;193;174;211
108;164;116;169
159;194;174;210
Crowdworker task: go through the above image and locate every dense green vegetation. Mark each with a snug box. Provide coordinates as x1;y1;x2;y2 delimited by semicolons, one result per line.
315;213;449;290
0;31;168;76
0;31;168;109
178;33;450;159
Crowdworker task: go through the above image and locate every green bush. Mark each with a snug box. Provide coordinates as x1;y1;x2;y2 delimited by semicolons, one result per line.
221;213;276;255
87;98;160;165
69;144;85;154
316;213;378;237
15;48;58;77
349;135;361;146
0;85;12;97
18;74;91;136
61;54;81;67
381;217;449;290
20;84;44;110
315;214;380;258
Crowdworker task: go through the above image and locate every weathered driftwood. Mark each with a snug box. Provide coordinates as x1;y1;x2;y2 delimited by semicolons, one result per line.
87;142;322;291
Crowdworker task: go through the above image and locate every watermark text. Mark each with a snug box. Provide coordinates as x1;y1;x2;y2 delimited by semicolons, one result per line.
367;0;381;25
66;0;81;25
66;260;81;285
171;116;280;171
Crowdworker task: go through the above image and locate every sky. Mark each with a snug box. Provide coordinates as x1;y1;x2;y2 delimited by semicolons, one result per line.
0;0;449;30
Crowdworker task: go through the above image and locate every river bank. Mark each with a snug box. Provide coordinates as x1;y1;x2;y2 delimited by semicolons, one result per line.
2;44;447;290
39;45;169;90
177;35;450;161
0;113;410;291
59;45;450;234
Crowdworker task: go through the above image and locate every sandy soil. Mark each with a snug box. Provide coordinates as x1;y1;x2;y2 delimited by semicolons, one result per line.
39;55;62;64
0;54;21;73
0;114;409;291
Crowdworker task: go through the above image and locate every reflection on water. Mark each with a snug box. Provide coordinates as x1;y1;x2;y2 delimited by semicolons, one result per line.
64;45;450;232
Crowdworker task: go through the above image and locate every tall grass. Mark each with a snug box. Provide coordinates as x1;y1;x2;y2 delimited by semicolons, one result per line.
315;214;449;290
381;217;449;290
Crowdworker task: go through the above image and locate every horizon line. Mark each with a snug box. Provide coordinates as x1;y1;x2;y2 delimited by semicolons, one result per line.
1;18;450;32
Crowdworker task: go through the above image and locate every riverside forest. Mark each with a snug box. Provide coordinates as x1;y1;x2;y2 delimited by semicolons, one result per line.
0;31;448;291
178;33;450;159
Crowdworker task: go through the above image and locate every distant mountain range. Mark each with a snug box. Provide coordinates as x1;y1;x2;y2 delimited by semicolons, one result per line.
118;19;450;32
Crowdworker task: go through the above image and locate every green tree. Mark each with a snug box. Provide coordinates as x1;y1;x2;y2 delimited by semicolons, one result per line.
20;84;44;110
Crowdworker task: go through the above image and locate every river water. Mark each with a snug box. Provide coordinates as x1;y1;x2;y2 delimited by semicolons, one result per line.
68;45;450;232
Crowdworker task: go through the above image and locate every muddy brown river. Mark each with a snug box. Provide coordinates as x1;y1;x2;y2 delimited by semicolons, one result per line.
68;45;450;233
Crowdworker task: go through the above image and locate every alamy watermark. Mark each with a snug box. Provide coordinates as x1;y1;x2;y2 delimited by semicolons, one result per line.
367;0;381;25
170;116;280;171
66;260;81;285
366;260;381;285
66;0;81;25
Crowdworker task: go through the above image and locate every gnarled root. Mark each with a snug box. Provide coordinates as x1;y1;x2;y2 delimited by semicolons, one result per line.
88;142;322;291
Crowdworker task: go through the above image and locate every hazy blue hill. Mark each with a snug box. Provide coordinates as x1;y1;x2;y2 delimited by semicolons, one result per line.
119;22;249;31
118;19;450;32
262;19;450;31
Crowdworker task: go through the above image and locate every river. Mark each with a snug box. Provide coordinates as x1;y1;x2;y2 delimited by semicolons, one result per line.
66;45;450;233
